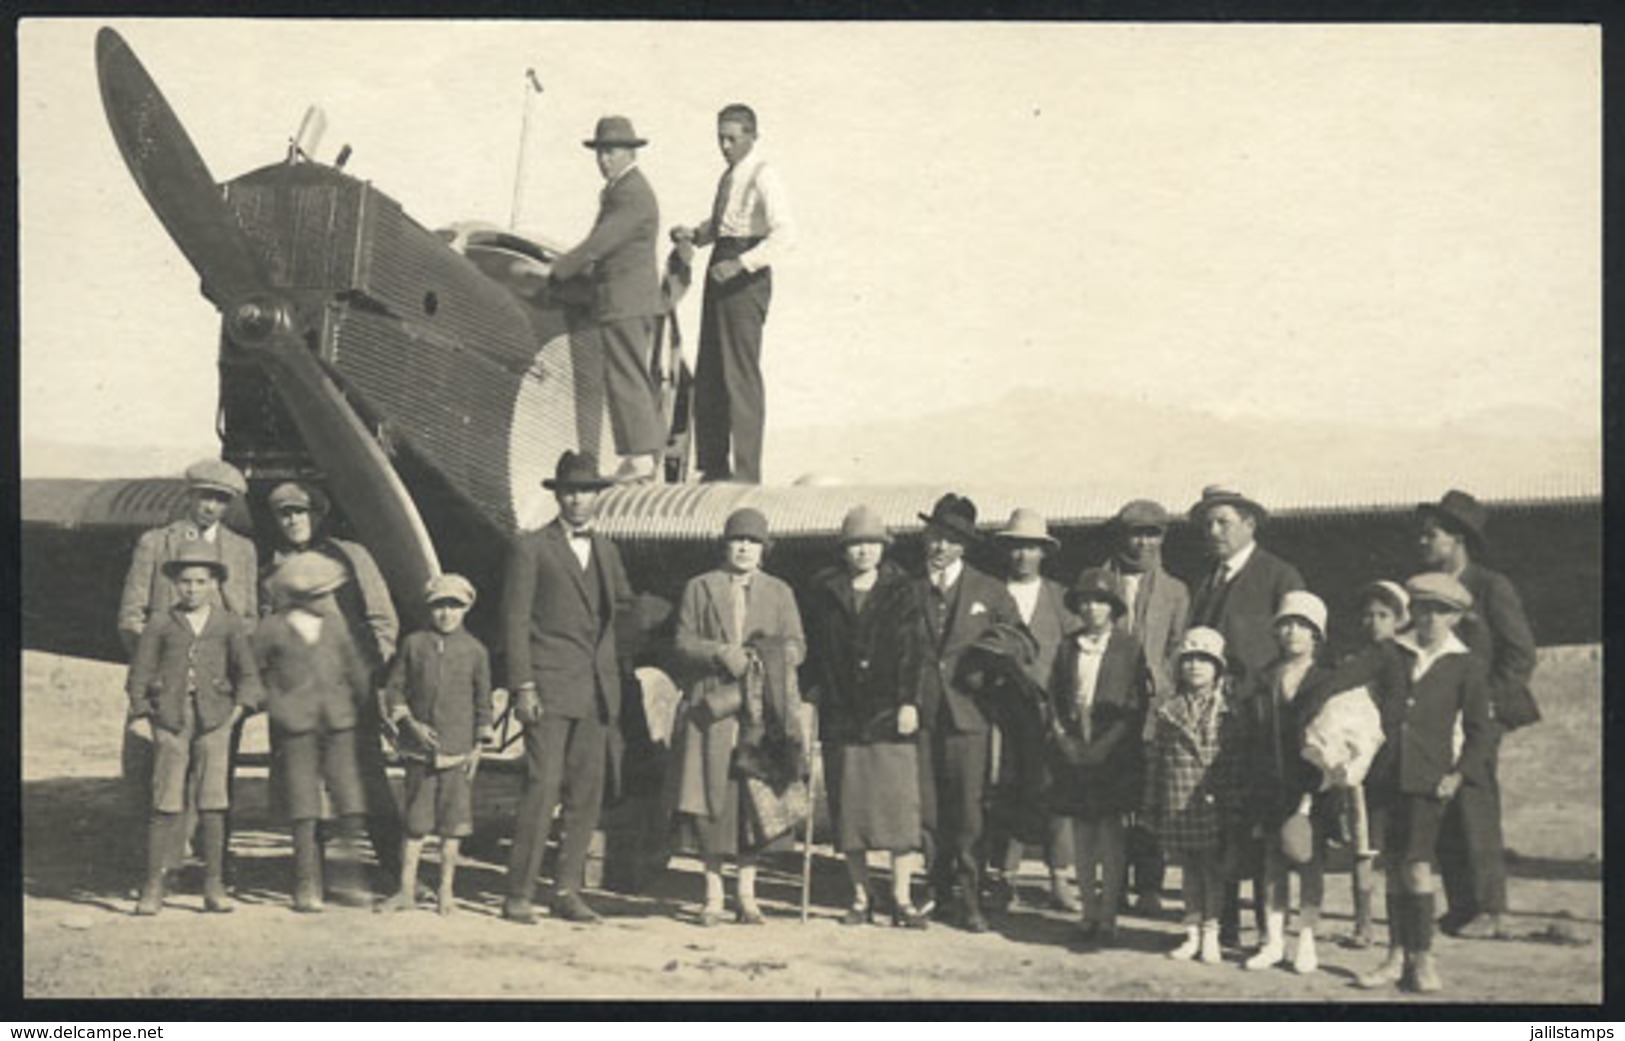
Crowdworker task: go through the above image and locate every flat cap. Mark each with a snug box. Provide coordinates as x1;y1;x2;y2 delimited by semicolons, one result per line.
271;551;348;602
1405;572;1473;614
184;458;247;498
1114;499;1171;532
425;573;476;607
267;481;329;515
161;539;228;580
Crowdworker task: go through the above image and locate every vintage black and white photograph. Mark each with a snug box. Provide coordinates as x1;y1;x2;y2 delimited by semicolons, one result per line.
17;17;1602;1003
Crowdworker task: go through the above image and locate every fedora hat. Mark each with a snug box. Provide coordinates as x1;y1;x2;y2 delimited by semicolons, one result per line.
161;539;228;581
184;458;247;498
1066;567;1127;618
1417;489;1488;554
425;573;476;608
1405;572;1473;614
839;504;892;546
993;507;1058;548
582;115;647;150
917;493;980;544
271;551;348;602
1273;590;1328;641
1188;484;1268;524
542;450;614;491
723;507;770;544
1114;498;1171;533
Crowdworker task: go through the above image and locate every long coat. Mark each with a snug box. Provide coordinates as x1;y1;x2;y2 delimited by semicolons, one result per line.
672;568;806;827
550;165;663;323
1187;545;1305;687
500;521;634;721
119;520;258;651
803;561;924;745
126;605;264;734
915;564;1021;735
1144;683;1248;854
1046;628;1151;820
1241;659;1339;831
1105;558;1189;699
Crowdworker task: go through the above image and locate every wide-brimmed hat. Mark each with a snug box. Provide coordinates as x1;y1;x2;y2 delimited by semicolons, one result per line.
184;458;247;498
272;551;348;602
1356;579;1411;628
1066;567;1127;618
993;507;1058;549
918;493;980;544
542;450;614;491
723;507;770;544
267;481;329;517
582;115;647;149
1417;489;1488;555
839;504;892;546
1405;572;1473;614
1175;626;1227;668
161;539;228;581
1273;590;1328;641
425;573;476;607
1188;484;1268;524
1114;498;1171;533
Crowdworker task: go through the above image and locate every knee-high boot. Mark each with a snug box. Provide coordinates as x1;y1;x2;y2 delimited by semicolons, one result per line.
134;813;179;916
199;810;233;913
292;820;323;913
1410;893;1442;993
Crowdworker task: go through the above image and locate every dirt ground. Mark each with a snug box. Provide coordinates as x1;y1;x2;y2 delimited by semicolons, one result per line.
20;647;1602;1002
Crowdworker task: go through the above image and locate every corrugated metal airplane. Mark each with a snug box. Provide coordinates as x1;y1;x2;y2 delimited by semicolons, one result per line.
22;29;1601;714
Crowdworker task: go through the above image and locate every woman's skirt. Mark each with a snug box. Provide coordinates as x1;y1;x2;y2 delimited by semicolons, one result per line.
835;741;921;854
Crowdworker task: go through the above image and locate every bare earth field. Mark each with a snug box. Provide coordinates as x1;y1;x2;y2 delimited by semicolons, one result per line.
21;647;1602;1003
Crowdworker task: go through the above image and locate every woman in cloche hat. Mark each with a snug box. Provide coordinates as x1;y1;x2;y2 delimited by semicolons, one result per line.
671;507;808;926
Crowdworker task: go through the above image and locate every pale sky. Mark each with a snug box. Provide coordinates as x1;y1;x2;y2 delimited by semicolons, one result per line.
18;19;1601;468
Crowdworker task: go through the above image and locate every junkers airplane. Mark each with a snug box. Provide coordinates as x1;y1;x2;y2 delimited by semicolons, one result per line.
21;29;1602;752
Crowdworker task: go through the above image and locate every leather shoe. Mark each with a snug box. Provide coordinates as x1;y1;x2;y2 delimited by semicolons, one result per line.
502;898;538;925
552;891;602;924
1450;913;1508;940
891;906;929;930
736;904;767;926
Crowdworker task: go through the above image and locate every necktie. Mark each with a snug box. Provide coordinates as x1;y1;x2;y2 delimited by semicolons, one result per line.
730;575;750;644
711;167;735;235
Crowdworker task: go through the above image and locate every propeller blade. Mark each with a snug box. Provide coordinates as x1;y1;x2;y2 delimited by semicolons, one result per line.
95;27;267;307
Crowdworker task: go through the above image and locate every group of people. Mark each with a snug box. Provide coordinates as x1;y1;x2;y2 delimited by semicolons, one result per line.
547;103;792;485
115;451;1538;998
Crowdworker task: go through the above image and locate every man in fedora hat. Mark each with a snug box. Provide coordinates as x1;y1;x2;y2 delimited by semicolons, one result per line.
984;507;1080;914
550;115;666;485
1101;498;1190;915
911;493;1020;931
502;451;635;924
1417;490;1537;940
1186;483;1305;949
670;103;795;484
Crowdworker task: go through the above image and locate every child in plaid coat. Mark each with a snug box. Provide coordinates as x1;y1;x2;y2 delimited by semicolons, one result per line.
1144;627;1247;964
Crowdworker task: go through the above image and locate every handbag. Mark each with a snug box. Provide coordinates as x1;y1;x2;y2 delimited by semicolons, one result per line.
743;775;811;844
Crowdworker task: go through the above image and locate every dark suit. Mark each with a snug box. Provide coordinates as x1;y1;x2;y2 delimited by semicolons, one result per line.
551;165;665;456
1187;545;1305;687
915;564;1020;895
1437;562;1537;921
502;520;634;901
1186;541;1304;940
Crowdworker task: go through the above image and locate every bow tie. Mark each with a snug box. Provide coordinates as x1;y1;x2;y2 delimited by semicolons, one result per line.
569;528;593;541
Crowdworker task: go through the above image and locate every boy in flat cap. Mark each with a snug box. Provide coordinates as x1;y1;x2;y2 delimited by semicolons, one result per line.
1416;490;1538;941
255;552;376;913
125;541;263;915
378;574;494;915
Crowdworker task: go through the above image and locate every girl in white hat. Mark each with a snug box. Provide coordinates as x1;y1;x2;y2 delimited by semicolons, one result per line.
1144;627;1247;964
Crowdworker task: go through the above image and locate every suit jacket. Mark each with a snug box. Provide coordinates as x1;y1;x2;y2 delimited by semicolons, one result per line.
1187;544;1305;687
254;606;372;735
501;521;633;721
384;628;493;756
118;520;258;650
1354;637;1494;796
1106;558;1190;699
126;605;264;734
1454;562;1539;726
915;564;1021;734
550;166;663;322
1011;576;1075;691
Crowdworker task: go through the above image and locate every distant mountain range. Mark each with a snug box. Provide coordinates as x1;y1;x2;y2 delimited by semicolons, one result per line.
768;388;1598;504
24;390;1598;507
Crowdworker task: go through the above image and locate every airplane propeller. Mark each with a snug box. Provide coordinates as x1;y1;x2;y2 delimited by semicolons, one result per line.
95;27;440;607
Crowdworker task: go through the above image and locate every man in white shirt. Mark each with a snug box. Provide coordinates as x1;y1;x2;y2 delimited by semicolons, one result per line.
671;103;794;484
